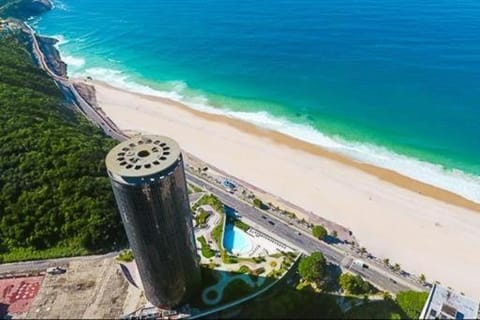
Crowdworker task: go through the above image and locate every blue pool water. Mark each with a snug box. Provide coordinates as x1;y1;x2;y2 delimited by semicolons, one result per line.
223;223;253;255
33;0;480;202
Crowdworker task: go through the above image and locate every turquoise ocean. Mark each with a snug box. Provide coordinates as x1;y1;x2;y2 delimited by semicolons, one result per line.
32;0;480;202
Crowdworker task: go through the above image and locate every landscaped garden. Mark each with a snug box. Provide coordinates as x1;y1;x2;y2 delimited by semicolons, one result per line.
189;192;301;311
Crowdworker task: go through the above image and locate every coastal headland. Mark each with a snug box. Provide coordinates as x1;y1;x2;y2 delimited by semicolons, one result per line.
82;78;480;297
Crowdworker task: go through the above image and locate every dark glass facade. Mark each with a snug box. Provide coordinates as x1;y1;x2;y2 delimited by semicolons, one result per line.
108;150;200;309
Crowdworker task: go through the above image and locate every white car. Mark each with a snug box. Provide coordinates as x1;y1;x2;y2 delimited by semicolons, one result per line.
46;266;66;275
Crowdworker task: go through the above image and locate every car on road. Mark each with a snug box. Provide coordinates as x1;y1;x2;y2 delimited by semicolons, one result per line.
389;278;397;284
268;220;275;226
262;215;267;219
46;266;66;275
353;259;368;269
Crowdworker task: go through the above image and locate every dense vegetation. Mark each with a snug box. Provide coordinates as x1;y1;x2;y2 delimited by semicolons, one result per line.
0;37;125;262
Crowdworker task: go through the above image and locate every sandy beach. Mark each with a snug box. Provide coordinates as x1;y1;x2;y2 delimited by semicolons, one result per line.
85;79;480;297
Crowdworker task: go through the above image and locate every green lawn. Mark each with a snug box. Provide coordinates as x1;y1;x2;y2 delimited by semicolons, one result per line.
345;300;406;319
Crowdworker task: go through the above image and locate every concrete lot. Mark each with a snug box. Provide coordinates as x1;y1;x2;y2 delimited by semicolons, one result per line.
25;258;140;319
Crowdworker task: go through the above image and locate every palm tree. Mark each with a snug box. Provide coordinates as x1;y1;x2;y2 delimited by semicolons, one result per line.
393;263;401;272
419;273;426;283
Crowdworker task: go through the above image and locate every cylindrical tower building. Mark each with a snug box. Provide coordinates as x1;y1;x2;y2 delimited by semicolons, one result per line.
105;135;200;309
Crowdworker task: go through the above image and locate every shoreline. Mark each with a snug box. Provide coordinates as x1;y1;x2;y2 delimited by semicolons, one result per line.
89;79;480;214
22;5;479;205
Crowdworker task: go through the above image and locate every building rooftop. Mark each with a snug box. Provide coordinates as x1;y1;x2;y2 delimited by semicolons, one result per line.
106;135;181;178
420;284;480;320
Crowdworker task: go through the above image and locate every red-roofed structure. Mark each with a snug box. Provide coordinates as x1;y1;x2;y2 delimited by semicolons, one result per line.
0;276;44;315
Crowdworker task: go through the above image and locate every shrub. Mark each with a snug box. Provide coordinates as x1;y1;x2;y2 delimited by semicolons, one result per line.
238;265;251;274
253;198;264;209
253;256;266;263
116;250;134;262
252;267;266;276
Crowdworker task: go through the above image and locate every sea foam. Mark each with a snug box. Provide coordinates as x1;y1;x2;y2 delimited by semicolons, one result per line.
62;55;85;69
76;67;480;204
51;0;69;11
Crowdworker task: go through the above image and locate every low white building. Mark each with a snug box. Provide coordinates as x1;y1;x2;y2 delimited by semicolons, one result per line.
420;284;480;320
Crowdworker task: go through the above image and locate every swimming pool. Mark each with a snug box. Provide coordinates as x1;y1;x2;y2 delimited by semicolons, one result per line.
223;223;253;255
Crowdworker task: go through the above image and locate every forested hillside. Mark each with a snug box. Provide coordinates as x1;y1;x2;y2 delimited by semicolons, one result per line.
0;36;125;262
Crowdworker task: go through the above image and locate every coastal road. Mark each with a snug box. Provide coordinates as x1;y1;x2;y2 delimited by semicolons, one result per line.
24;23;128;142
186;172;426;294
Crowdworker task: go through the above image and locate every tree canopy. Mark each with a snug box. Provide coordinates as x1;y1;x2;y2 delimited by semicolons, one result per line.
0;36;125;262
298;252;326;283
312;225;328;240
339;272;375;295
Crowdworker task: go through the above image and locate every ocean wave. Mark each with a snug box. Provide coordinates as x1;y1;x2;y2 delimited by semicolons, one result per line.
51;0;69;11
79;68;185;101
79;67;480;204
215;110;480;204
62;55;85;69
49;34;69;48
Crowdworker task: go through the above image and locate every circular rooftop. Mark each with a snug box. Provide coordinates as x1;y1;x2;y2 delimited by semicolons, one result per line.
106;135;181;177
